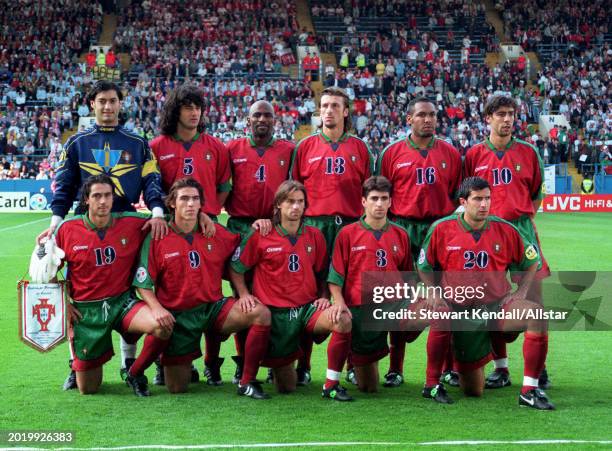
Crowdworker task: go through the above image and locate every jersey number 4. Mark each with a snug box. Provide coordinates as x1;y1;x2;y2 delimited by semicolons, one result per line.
255;164;266;182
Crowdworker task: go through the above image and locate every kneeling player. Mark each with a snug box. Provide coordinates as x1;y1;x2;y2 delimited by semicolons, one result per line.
418;177;554;410
132;178;272;398
327;176;416;394
54;175;172;395
230;181;352;399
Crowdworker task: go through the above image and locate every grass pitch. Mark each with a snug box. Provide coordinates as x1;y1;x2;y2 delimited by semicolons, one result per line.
0;212;611;450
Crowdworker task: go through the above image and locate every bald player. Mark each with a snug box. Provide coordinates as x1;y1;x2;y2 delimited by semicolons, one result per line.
207;100;294;385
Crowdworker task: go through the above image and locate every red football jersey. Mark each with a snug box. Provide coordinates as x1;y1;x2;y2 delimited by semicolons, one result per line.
377;136;462;220
290;132;374;217
328;219;413;306
150;133;231;216
231;224;328;308
55;213;148;301
226;137;294;218
418;214;540;304
133;222;240;311
463;138;544;221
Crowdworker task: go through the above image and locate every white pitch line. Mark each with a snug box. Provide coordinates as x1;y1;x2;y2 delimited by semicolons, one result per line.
5;439;612;451
0;216;49;233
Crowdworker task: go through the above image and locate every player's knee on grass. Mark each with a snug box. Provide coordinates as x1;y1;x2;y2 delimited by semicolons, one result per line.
164;365;190;393
76;368;102;395
333;311;352;333
273;365;297;393
355;364;379;393
459;369;484;397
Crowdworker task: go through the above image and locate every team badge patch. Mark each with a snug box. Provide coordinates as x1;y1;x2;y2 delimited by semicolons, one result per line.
207;243;213;251
393;245;398;253
351;155;356;162
516;164;521;171
279;160;285;166
441;161;447;169
231;247;241;262
418;249;426;265
121;151;132;163
121;237;128;246
306;245;312;254
206;153;212;161
525;245;538;260
494;243;501;253
136;267;148;283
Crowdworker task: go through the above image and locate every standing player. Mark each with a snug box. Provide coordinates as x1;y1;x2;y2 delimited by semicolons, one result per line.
150;84;231;221
230;181;353;400
54;175;172;396
463;95;551;389
132;178;272;398
150;84;229;384
224;100;294;385
417;177;554;409
38;80;167;391
327;176;412;394
376;97;462;388
291;87;374;384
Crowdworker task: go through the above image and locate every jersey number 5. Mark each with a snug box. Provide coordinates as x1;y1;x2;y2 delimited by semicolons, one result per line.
183;157;194;175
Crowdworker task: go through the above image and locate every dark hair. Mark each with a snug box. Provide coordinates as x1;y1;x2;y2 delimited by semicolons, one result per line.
457;177;490;200
362;175;393;198
78;174;115;211
165;177;204;213
483;95;517;117
272;180;308;226
160;84;205;136
87;80;123;104
320;87;352;132
408;96;435;115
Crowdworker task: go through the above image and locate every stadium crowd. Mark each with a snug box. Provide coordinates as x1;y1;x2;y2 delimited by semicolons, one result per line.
113;0;298;78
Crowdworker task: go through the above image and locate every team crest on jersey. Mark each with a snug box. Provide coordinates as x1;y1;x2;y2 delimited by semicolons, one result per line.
351;155;357;162
516;164;521;171
135;267;148;283
120;237;128;246
205;153;212;161
494;243;501;253
392;245;398;253
121;151;132;163
441;161;447;169
418;248;426;265
207;243;213;251
306;245;312;254
525;245;538;260
279;159;285;166
80;142;137;197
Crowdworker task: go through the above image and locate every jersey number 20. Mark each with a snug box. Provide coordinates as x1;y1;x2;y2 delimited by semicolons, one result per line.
463;250;488;269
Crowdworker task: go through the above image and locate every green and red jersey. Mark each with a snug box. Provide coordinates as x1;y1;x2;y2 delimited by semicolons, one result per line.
417;213;540;304
226;136;293;218
150;133;231;216
290;132;374;218
377;136;461;220
133;222;240;311
463;138;545;220
231;224;328;308
54;212;148;301
328;218;413;306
